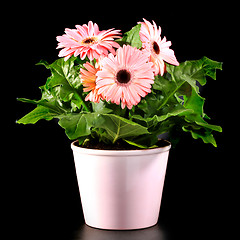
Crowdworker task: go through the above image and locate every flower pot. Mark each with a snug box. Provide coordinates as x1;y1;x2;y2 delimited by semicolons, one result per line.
71;140;171;230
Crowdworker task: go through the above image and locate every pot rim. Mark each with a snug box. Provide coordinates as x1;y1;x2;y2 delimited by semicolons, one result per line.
71;139;171;156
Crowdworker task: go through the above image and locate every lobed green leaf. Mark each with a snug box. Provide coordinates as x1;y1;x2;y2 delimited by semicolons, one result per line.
116;24;142;49
17;105;57;124
96;114;149;143
58;113;96;140
58;112;149;144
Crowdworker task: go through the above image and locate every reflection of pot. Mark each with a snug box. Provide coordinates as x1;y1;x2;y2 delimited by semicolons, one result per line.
73;224;168;240
71;140;171;230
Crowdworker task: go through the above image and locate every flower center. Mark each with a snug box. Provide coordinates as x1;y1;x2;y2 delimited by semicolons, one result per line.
152;41;160;54
116;69;131;84
82;37;97;45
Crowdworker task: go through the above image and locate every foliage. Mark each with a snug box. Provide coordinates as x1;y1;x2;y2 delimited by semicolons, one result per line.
17;23;222;148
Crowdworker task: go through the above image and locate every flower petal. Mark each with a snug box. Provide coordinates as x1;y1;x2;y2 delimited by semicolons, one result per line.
57;22;121;61
160;48;179;66
96;45;154;108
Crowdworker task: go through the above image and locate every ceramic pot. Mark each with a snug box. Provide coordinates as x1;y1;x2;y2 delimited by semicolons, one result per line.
71;140;171;230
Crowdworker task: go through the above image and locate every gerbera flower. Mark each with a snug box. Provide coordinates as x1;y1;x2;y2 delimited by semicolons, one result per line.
96;45;154;109
80;62;102;103
138;18;179;76
56;21;121;61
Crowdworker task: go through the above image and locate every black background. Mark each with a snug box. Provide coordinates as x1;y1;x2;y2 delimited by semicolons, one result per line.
11;3;234;240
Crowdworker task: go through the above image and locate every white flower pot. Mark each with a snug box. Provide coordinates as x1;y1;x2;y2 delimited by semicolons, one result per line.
71;140;171;230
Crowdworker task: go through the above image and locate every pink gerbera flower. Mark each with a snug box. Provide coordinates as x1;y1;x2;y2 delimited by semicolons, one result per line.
138;18;179;76
56;21;121;61
96;45;154;109
80;62;102;103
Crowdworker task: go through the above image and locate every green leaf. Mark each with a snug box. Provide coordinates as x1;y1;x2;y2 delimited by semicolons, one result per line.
137;93;164;117
38;57;90;111
132;105;192;128
124;139;158;149
156;106;193;122
180;87;222;147
91;100;113;114
17;105;57;124
116;24;142;49
37;57;81;90
141;75;192;119
182;88;222;132
124;133;159;148
96;114;149;144
17;98;67;115
166;57;222;90
195;121;222;132
182;126;218;147
153;75;186;113
58;113;149;143
201;56;223;80
17;97;67;124
183;87;205;120
58;113;96;140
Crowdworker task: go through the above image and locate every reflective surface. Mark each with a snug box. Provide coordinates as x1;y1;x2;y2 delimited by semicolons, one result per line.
71;223;170;240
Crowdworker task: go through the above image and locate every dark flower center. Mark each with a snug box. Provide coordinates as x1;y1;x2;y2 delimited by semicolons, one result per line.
83;37;96;44
153;41;160;54
116;69;131;84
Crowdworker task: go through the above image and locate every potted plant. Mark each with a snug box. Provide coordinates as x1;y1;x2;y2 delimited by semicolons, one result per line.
17;19;222;230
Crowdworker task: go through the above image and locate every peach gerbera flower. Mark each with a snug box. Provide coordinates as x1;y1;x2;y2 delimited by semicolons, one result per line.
57;21;121;61
96;45;154;109
80;62;102;103
138;18;179;76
